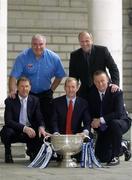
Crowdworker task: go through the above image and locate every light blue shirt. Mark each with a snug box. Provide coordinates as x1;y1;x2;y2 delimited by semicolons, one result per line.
18;96;30;126
10;48;66;93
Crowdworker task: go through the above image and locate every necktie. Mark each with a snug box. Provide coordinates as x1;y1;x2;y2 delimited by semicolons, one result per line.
101;93;104;101
66;100;73;134
84;52;90;65
19;98;27;125
84;52;92;86
100;93;104;116
100;93;107;131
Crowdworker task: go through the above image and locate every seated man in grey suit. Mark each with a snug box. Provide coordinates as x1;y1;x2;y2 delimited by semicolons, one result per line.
0;77;49;163
51;77;91;136
87;70;131;166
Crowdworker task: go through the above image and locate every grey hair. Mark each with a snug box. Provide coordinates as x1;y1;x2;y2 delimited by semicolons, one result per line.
64;77;79;87
31;34;46;43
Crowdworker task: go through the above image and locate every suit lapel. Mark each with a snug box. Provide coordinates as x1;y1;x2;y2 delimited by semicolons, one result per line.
79;48;87;66
89;45;96;62
63;96;68;122
88;46;96;75
102;86;111;108
14;95;21;120
92;87;102;116
81;46;96;86
72;97;80;123
27;96;32;121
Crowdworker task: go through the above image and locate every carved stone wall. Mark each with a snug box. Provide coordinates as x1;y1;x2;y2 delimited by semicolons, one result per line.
8;0;88;97
7;0;132;112
123;0;132;112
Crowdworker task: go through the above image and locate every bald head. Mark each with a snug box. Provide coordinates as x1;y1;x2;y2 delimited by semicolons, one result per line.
78;31;93;52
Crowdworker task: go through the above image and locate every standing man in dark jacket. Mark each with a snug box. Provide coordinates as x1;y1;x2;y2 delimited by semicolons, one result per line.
0;77;49;163
87;70;131;166
69;31;119;99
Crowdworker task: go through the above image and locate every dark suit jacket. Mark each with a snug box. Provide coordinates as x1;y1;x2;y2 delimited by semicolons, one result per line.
69;45;119;97
87;85;131;126
51;95;91;134
4;94;45;133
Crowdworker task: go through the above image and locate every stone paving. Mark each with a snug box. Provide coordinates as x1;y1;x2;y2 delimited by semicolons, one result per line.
0;157;132;180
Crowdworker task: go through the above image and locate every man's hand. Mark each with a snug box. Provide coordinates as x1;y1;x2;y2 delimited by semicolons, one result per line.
76;129;89;137
23;126;36;138
38;127;51;138
109;83;120;93
9;90;16;99
8;77;17;98
53;132;60;135
91;118;100;129
76;132;88;138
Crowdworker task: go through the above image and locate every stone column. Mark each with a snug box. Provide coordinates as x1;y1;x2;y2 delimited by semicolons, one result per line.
88;0;122;87
0;0;7;109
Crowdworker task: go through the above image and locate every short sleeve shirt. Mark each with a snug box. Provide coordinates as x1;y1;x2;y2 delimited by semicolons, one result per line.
10;48;66;93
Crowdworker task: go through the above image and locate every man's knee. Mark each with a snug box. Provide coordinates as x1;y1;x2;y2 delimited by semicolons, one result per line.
0;126;17;144
108;119;122;132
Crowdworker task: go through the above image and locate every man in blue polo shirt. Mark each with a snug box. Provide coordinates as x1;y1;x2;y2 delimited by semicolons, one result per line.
9;34;66;132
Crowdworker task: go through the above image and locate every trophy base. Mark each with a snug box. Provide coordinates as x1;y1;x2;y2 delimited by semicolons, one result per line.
59;158;78;168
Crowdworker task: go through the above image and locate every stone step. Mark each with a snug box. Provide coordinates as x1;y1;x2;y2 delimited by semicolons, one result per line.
0;114;26;159
0;142;26;159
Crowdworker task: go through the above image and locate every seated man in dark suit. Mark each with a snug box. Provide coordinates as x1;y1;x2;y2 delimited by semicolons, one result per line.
51;77;91;162
0;77;49;163
51;77;91;136
87;70;131;166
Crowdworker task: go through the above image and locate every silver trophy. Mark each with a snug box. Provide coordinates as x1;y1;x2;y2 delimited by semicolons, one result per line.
51;134;84;168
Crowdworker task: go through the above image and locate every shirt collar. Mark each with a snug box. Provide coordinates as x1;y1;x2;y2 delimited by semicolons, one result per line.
98;91;105;100
66;96;76;105
18;95;28;102
98;91;105;95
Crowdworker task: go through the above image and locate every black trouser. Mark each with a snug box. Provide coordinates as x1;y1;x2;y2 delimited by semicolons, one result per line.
30;89;53;133
95;118;131;163
0;126;43;155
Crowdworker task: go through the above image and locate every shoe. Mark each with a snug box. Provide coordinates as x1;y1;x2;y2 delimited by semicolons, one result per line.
124;150;131;161
29;153;37;162
5;154;14;163
121;140;131;161
107;157;120;166
26;150;37;162
51;154;62;162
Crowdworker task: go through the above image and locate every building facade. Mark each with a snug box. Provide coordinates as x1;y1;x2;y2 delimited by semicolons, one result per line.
0;0;132;121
